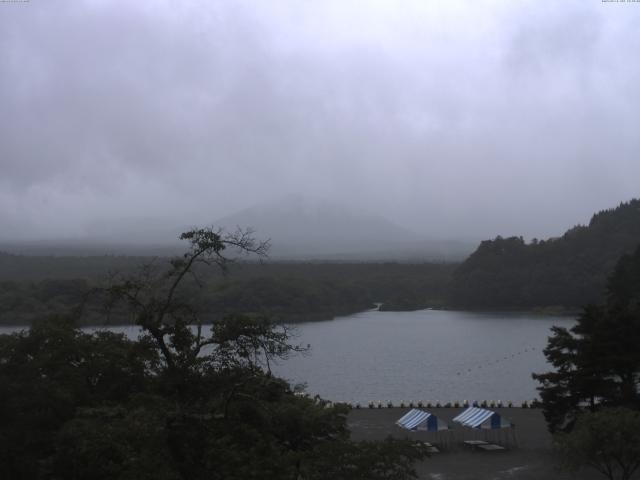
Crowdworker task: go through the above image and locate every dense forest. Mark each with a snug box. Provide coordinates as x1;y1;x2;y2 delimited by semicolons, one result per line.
0;259;454;325
2;199;639;323
0;229;429;479
534;243;640;433
450;199;640;309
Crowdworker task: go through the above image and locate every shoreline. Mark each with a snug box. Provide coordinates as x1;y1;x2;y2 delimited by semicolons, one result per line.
0;304;579;328
347;407;603;480
348;407;550;449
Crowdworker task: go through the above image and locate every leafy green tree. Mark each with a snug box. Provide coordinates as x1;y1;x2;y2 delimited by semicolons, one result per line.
0;227;429;479
555;407;640;480
533;245;640;432
53;403;178;480
101;227;271;375
0;317;157;479
451;199;640;309
302;437;430;480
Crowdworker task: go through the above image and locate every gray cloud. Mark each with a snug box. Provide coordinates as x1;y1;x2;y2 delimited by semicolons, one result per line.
0;0;639;242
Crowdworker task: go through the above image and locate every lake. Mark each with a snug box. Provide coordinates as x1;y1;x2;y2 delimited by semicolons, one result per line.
272;309;572;404
0;309;572;404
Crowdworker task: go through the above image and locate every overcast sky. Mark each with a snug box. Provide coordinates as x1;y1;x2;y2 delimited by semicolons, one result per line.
1;0;639;243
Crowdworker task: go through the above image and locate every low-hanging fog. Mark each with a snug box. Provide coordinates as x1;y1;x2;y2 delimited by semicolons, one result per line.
1;0;639;247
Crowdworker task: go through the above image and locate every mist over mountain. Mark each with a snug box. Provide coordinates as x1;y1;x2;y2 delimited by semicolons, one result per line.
0;217;186;256
215;195;474;260
0;195;474;260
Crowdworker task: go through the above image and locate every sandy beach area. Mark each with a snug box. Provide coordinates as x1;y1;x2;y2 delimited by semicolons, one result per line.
347;407;615;480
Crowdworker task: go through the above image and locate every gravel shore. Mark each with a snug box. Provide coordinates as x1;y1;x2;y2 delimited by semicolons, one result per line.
347;407;611;480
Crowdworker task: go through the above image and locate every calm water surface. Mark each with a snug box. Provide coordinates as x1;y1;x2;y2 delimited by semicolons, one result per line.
272;309;572;404
0;309;572;404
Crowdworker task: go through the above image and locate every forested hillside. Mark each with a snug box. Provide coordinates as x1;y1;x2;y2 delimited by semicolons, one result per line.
0;259;454;325
450;199;640;309
4;199;638;321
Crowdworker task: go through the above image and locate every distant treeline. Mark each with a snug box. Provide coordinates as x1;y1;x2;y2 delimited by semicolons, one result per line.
2;199;639;323
449;199;640;309
0;260;455;325
0;253;145;282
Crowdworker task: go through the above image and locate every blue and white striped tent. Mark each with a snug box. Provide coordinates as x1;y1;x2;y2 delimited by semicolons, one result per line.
452;407;511;429
396;409;448;431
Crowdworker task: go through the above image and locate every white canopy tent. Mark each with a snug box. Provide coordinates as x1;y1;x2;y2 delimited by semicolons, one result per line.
396;409;449;432
395;408;453;449
452;407;511;429
452;407;517;448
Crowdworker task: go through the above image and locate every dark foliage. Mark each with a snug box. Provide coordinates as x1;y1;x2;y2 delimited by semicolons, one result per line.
451;199;640;309
0;228;429;479
0;260;454;325
533;245;640;433
0;317;158;479
555;407;640;480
